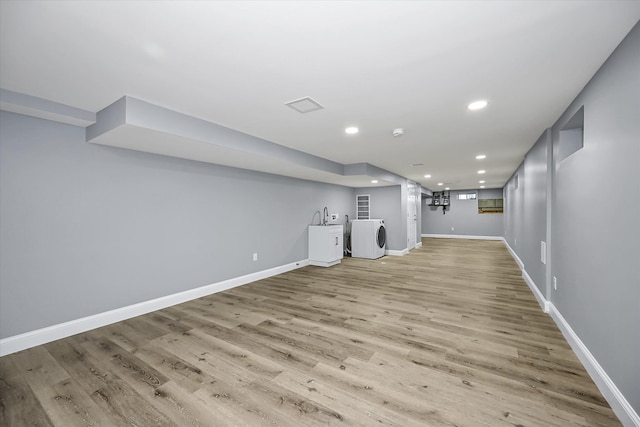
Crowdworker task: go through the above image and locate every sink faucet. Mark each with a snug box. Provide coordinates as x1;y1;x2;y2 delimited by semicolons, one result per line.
323;206;328;225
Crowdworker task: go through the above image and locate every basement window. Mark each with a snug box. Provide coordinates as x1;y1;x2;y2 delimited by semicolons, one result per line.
478;198;503;214
458;193;477;200
558;106;584;163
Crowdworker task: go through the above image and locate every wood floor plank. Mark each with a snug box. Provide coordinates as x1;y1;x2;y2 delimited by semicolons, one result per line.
0;238;622;426
0;355;55;426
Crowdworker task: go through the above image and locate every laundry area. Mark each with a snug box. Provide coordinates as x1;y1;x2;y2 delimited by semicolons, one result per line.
308;215;386;266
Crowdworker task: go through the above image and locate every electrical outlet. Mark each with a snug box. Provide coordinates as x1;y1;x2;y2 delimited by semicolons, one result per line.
253;253;258;261
553;276;557;290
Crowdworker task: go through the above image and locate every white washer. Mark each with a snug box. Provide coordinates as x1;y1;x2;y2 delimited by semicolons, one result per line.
351;219;386;259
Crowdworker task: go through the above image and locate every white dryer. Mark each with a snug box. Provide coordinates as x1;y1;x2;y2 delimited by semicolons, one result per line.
351;219;386;259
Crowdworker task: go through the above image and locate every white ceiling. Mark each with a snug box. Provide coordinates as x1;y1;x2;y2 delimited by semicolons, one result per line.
1;1;639;190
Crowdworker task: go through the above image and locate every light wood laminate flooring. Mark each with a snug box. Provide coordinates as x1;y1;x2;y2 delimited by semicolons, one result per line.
0;238;621;426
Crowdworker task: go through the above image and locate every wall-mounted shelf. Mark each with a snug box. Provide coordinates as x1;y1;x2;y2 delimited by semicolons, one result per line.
428;190;450;214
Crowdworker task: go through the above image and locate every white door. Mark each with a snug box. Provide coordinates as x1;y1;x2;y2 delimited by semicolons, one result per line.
407;181;417;249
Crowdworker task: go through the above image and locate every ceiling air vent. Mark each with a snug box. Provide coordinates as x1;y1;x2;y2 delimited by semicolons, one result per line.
285;96;324;114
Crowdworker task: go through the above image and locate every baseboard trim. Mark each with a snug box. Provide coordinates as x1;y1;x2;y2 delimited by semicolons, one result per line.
502;240;638;426
549;303;640;427
502;238;525;270
0;259;309;356
421;234;503;240
415;242;423;248
522;269;549;313
385;248;409;256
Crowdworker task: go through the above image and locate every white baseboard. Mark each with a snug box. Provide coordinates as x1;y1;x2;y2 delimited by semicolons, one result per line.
415;241;423;248
385;248;409;256
421;234;503;240
502;239;638;426
0;259;309;357
549;303;640;427
502;238;525;270
522;269;549;313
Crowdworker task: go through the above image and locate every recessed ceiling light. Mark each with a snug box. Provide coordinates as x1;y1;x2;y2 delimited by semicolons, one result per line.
371;180;378;184
478;170;486;174
480;185;486;188
424;174;431;178
392;128;404;137
445;187;450;190
479;180;485;184
475;154;486;160
468;100;488;110
345;126;359;134
437;182;443;186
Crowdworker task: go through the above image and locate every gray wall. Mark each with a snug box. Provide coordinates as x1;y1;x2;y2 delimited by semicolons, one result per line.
0;111;355;338
503;22;640;413
523;131;549;296
356;185;405;251
504;130;549;296
422;188;504;237
416;184;422;246
504;164;524;250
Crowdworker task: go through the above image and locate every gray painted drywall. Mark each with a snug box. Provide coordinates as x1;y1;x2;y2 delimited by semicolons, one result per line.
422;188;503;237
0;88;96;127
0;111;355;338
416;183;422;245
504;129;548;297
503;22;640;414
356;185;405;251
89;96;345;176
523;130;549;295
551;22;640;412
504;164;524;250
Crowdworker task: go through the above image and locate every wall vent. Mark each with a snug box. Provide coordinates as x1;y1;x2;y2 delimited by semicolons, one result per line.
285;96;324;114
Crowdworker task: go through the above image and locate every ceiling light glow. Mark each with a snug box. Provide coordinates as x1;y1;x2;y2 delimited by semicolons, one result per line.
480;185;486;188
468;100;488;110
475;154;486;160
479;180;485;183
437;182;443;186
445;187;450;190
424;174;431;178
371;180;378;184
478;170;486;174
345;126;359;134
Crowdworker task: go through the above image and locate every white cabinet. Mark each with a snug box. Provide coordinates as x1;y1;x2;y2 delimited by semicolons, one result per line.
308;225;343;267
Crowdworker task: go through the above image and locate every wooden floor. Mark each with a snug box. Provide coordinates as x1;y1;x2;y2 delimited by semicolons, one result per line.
0;238;620;426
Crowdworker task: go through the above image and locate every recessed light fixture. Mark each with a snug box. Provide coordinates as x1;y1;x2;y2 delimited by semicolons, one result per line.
437;182;443;186
424;174;431;178
478;170;486;174
479;180;485;184
392;128;404;137
480;185;486;188
345;126;359;134
445;187;450;190
468;100;488;110
371;180;378;184
475;154;486;160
